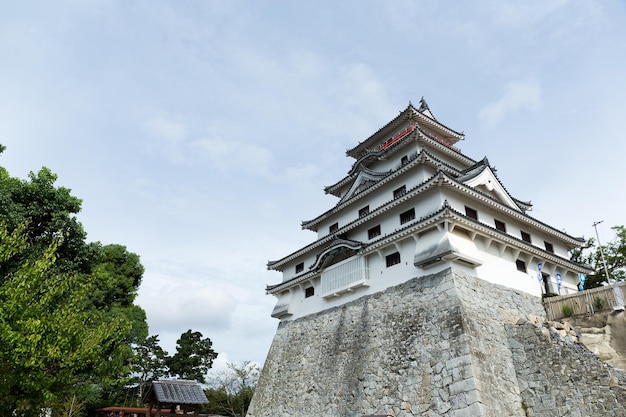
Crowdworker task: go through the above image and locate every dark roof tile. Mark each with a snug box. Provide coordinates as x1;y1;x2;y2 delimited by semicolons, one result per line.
148;380;208;405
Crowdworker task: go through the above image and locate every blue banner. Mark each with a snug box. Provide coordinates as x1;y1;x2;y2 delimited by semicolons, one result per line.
579;273;586;291
537;262;543;282
556;273;562;290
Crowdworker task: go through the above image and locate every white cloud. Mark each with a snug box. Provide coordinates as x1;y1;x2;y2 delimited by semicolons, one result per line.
478;79;542;129
487;0;570;29
138;272;236;333
4;0;626;369
145;114;187;146
341;63;391;109
280;163;322;188
141;111;275;176
189;137;274;176
143;112;189;163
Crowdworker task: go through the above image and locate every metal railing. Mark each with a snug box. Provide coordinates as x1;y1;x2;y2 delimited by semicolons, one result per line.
543;281;626;320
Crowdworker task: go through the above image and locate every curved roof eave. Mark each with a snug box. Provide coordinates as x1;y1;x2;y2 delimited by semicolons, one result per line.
413;108;465;142
346;103;464;158
326;126;475;199
303;144;471;231
308;238;364;271
325;130;419;197
459;157;532;212
437;171;584;246
440;207;592;272
270;170;584;271
267;205;591;294
458;164;523;212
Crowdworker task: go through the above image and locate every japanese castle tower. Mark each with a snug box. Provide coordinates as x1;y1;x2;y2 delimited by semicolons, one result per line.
247;101;623;417
266;99;589;322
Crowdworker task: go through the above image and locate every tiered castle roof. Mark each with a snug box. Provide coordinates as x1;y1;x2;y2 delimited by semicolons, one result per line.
266;99;590;299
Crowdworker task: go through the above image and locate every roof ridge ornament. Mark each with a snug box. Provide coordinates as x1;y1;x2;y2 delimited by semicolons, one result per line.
479;156;497;172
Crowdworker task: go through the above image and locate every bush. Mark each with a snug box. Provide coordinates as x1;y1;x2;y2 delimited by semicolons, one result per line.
562;303;574;318
593;296;607;311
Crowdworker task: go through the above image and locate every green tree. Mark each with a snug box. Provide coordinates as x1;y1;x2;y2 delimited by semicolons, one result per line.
570;225;626;289
604;226;626;281
167;330;217;383
69;244;148;409
90;244;144;308
0;147;149;412
0;165;92;278
88;243;148;346
132;335;169;401
203;361;260;417
0;223;132;416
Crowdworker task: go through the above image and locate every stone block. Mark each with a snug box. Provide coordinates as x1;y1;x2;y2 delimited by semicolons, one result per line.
464;388;480;405
445;354;472;371
248;269;626;417
453;402;483;417
448;378;476;396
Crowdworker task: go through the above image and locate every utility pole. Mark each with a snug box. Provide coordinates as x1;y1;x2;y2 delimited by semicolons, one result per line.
592;220;611;286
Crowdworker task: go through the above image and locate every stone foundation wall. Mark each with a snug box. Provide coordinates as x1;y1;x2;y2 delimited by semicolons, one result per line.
565;311;626;372
507;321;626;415
247;268;626;417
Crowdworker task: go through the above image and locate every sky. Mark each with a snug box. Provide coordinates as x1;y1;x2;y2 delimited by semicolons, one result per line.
1;0;626;372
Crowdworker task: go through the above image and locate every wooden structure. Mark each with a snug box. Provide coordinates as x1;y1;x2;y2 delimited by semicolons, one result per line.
543;281;626;320
95;407;151;417
144;380;209;417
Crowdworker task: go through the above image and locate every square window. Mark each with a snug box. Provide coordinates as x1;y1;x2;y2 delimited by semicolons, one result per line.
305;286;314;298
393;185;406;199
465;206;478;220
400;208;416;224
386;252;401;267
516;259;526;272
400;155;409;165
368;225;381;239
295;262;304;274
329;222;339;233
521;231;532;243
544;241;554;253
494;219;506;232
359;205;370;218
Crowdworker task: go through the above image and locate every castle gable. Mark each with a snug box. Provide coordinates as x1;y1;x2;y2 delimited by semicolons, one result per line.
460;159;529;212
337;169;388;203
346;100;464;160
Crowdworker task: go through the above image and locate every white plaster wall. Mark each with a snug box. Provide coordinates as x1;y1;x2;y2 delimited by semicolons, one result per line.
274;148;586;320
472;239;543;297
444;191;575;261
278;226;583;319
278;224;588;320
278;238;425;320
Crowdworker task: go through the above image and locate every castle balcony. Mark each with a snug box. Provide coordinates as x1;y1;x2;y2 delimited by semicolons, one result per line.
321;256;369;299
